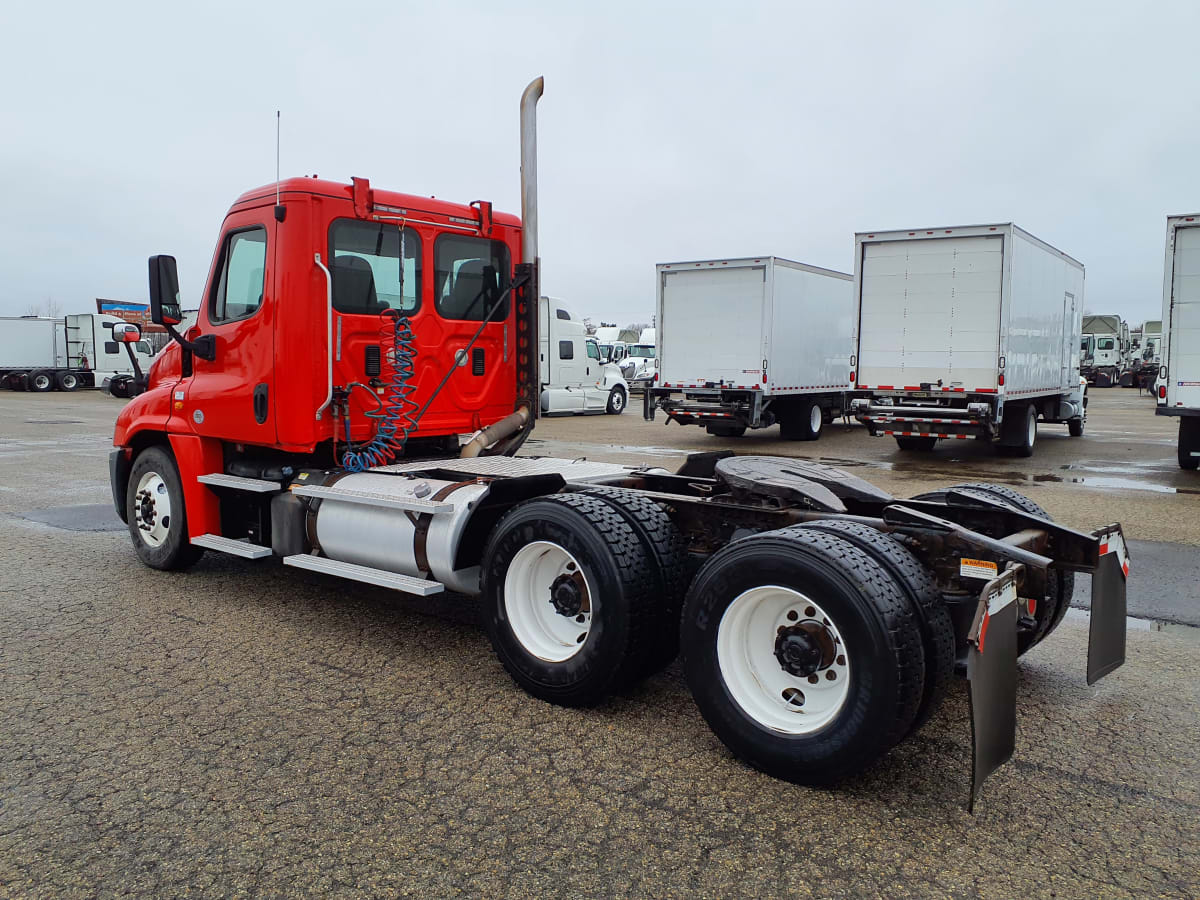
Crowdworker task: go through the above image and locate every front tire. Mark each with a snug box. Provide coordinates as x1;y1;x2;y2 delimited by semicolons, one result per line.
126;446;204;571
481;494;659;707
606;386;626;415
681;528;925;785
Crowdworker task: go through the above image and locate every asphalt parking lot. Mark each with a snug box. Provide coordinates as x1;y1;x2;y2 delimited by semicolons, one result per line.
2;389;1198;898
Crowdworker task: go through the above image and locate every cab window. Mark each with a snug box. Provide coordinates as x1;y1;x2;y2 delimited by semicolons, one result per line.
586;341;600;361
329;219;421;315
210;227;268;323
1097;338;1115;350
435;234;511;321
559;340;574;360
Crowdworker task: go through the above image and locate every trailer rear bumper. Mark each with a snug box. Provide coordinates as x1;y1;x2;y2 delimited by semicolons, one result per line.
647;387;764;428
852;398;994;440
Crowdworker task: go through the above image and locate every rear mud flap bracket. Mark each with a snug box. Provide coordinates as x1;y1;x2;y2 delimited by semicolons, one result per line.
1088;525;1128;686
966;565;1021;813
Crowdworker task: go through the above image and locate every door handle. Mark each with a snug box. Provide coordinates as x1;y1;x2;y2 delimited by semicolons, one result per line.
253;383;269;424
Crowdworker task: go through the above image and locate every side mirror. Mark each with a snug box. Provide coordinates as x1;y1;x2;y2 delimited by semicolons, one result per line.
113;322;142;343
149;255;183;326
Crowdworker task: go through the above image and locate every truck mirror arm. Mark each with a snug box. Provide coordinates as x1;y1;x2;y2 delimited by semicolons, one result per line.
164;322;217;362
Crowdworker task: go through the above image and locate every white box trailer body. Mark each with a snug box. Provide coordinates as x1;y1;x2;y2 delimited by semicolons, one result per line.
851;224;1087;455
1155;214;1200;469
648;257;853;440
0;313;155;392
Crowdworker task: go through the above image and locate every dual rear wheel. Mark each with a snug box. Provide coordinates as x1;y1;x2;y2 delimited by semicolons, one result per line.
482;496;958;785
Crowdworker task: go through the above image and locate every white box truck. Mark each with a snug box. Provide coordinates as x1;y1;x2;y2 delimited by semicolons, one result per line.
849;224;1087;456
0;313;155;393
1155;214;1200;469
646;257;854;441
538;297;629;415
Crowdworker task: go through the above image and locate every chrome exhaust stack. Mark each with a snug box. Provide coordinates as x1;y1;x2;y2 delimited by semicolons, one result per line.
520;76;543;264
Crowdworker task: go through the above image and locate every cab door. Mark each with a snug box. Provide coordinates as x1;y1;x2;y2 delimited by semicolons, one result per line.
181;212;276;445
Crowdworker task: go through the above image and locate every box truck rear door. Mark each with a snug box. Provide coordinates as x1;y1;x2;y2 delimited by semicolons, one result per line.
859;236;1002;390
661;265;766;388
1170;225;1200;408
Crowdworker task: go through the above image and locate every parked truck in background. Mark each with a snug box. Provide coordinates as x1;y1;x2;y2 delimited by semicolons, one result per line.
539;297;629;415
1080;314;1128;387
1125;319;1162;390
1156;214;1200;469
647;257;854;441
850;224;1087;456
1;313;156;393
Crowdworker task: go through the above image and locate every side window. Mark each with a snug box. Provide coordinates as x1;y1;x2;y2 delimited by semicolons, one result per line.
211;227;268;323
586;341;600;361
1097;338;1115;350
559;340;574;360
136;341;153;355
104;341;118;354
435;234;511;321
329;219;421;315
556;308;570;321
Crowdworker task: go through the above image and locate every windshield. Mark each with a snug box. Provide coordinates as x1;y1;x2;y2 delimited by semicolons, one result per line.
628;344;656;358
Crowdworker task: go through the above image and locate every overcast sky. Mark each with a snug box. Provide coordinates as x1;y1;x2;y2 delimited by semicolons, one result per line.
2;1;1196;328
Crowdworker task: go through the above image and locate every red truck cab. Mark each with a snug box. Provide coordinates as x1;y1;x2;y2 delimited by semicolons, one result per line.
112;176;528;532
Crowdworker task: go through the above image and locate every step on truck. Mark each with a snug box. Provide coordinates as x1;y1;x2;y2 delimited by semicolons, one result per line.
109;79;1129;806
1156;214;1200;469
646;257;854;441
1;313;155;394
850;224;1088;456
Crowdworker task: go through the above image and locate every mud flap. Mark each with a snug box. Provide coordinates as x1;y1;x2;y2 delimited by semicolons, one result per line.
966;566;1020;812
1088;526;1129;685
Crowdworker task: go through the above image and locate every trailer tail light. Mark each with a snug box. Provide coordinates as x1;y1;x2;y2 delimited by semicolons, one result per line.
1159;385;1166;399
654;372;659;382
850;370;855;383
998;372;1005;387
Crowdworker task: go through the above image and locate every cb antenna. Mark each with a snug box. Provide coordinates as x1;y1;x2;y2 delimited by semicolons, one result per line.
274;110;286;222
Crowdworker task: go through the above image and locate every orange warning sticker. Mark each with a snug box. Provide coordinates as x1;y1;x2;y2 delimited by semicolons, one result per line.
960;558;999;580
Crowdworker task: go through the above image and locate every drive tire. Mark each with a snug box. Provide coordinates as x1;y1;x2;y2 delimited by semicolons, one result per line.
606;386;626;415
910;482;1074;654
680;527;924;785
1068;417;1084;437
1180;418;1200;471
582;487;692;676
998;404;1036;457
28;370;55;393
706;423;746;438
126;446;204;571
779;400;823;441
895;435;937;451
56;371;81;392
481;494;658;707
792;520;955;738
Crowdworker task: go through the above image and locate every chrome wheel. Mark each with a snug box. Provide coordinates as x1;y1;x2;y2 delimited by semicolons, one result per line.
717;585;850;734
504;541;593;662
133;471;173;548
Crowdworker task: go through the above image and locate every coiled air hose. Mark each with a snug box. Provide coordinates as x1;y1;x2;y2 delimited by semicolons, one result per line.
340;308;420;472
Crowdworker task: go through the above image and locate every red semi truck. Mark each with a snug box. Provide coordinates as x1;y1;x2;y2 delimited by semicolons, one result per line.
110;78;1129;805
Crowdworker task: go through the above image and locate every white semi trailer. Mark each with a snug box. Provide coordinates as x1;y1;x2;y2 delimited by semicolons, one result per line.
1155;214;1200;469
647;257;854;441
850;224;1087;456
0;313;155;392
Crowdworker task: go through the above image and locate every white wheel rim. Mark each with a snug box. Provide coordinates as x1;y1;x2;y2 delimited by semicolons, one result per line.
717;586;850;734
133;471;173;548
34;375;50;390
809;404;822;433
63;375;77;388
612;390;624;411
1027;410;1037;447
504;541;593;662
